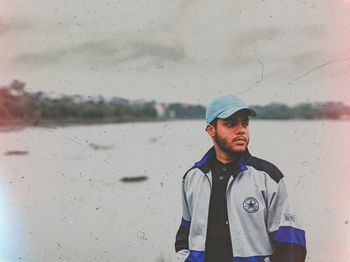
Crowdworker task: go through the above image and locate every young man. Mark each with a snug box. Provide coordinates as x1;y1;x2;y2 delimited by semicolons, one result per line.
175;95;306;262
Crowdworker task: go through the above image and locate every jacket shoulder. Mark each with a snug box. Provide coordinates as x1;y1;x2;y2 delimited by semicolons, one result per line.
182;166;196;180
247;156;284;183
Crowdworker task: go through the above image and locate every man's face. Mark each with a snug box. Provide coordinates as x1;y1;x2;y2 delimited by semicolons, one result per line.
212;110;250;155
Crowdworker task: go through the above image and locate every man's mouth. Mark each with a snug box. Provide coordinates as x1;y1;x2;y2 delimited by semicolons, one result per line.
233;137;247;143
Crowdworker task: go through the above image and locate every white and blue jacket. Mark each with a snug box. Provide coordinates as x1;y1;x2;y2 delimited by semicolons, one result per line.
175;147;306;262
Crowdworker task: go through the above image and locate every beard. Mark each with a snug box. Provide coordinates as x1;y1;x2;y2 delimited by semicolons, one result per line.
214;131;248;157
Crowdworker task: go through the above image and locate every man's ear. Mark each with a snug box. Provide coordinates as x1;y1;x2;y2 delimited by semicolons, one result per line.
206;124;215;137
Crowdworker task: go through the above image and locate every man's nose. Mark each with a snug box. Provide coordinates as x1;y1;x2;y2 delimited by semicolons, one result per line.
236;122;246;134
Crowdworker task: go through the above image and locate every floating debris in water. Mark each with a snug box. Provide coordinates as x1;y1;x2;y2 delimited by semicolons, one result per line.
120;176;148;183
4;150;28;156
89;143;114;150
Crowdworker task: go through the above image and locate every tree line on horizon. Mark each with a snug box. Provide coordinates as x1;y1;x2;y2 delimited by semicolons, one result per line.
0;80;349;126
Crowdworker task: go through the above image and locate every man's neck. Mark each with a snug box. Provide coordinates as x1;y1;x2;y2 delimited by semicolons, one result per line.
213;145;241;164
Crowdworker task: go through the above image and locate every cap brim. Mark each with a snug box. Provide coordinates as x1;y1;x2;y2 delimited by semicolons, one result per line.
217;107;257;119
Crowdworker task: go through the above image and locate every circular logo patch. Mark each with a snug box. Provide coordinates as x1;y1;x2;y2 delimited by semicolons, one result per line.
243;197;259;213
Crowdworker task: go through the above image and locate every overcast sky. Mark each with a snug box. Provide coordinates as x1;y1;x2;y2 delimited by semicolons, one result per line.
0;0;349;106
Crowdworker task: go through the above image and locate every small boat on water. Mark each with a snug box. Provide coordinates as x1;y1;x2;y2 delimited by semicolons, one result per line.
4;150;28;156
120;176;148;183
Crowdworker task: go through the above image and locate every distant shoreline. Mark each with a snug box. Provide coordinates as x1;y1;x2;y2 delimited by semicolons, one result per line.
1;80;350;130
1;117;349;133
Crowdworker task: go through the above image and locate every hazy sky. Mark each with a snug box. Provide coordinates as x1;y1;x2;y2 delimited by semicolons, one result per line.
0;0;349;105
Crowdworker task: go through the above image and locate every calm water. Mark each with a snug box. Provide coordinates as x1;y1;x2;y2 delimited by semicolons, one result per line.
0;120;349;261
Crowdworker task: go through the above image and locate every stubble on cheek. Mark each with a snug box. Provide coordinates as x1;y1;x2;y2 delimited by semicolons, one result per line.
215;133;236;155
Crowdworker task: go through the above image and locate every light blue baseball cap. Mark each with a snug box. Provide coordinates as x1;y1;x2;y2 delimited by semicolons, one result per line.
205;95;257;124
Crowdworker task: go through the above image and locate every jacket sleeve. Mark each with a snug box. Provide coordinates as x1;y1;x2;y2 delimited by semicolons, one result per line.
266;177;307;262
175;176;192;262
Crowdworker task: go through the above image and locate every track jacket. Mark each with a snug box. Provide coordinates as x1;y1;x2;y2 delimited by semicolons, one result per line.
175;147;306;262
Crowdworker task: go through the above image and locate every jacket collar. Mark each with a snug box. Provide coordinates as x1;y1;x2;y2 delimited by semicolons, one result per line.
194;146;251;173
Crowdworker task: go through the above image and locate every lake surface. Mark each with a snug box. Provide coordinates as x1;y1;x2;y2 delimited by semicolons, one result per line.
0;120;349;261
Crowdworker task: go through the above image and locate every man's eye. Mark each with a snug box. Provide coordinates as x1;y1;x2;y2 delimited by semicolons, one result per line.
225;121;237;127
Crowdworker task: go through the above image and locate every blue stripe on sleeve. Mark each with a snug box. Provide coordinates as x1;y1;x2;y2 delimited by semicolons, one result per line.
271;226;306;246
187;250;205;262
181;218;191;229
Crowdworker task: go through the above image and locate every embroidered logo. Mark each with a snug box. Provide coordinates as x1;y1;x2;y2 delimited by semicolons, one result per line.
283;213;295;222
243;197;259;213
